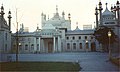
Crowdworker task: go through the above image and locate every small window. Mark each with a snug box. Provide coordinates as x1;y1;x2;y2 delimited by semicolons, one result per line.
79;36;81;39
85;36;87;39
73;37;75;40
66;37;69;40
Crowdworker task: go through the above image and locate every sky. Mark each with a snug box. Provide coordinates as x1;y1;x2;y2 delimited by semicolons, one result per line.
0;0;118;33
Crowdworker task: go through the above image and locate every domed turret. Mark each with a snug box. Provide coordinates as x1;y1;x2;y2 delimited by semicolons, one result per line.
102;3;117;26
102;3;115;16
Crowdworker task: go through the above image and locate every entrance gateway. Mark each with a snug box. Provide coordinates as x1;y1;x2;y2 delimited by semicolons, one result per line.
38;37;61;53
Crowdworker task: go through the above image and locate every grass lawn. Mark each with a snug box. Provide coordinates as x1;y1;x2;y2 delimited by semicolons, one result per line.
111;58;120;67
0;61;81;71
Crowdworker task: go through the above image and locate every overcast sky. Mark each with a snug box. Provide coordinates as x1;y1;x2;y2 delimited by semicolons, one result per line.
0;0;118;33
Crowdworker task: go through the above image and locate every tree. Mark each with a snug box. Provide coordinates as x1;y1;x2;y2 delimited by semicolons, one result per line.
94;27;117;45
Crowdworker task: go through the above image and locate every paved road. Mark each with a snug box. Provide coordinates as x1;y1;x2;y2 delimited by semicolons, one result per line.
8;52;120;71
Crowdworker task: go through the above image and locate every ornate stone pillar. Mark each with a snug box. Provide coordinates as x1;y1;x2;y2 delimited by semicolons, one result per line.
53;37;56;52
58;36;61;52
38;37;41;52
34;37;37;52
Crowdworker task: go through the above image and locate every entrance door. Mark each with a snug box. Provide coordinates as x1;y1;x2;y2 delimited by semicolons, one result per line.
91;42;96;51
48;42;53;53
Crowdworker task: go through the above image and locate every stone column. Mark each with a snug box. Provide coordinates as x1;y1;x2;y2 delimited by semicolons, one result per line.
34;37;37;52
88;41;91;51
53;37;56;52
43;39;45;52
58;36;61;52
38;37;41;52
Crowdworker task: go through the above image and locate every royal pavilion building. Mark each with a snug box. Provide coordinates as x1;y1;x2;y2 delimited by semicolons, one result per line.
0;1;119;55
11;6;98;54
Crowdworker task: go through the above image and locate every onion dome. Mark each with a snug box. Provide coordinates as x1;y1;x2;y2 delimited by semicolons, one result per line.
102;3;115;16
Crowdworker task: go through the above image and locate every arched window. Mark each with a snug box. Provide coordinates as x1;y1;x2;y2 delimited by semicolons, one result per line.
79;36;81;39
79;43;82;49
85;36;87;40
31;44;34;50
73;36;75;40
73;43;76;49
67;43;70;49
66;37;69;40
37;44;39;50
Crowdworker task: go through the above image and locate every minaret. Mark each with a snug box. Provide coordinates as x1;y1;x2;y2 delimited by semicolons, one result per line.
76;22;78;29
0;4;5;18
113;5;117;17
41;12;46;29
8;10;12;31
95;6;98;29
37;24;39;30
98;0;103;26
54;5;59;17
56;5;58;14
21;23;24;32
68;13;71;21
48;15;49;20
116;0;120;26
62;11;65;18
111;5;113;12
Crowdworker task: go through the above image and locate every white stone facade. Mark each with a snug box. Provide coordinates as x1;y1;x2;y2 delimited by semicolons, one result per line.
11;6;98;53
0;5;12;54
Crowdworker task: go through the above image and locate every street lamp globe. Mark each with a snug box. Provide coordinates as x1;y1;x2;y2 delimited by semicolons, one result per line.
108;31;111;37
86;40;88;43
19;43;21;46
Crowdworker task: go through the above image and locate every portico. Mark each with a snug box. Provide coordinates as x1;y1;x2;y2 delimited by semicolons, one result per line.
34;35;61;53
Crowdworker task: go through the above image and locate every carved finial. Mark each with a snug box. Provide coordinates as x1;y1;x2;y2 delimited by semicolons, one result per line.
56;5;58;13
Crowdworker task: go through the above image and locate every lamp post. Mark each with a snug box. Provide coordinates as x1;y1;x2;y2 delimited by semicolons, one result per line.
19;42;21;53
108;30;112;60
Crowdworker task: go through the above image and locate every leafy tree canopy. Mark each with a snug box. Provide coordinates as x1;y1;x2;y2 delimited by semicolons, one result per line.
94;26;117;44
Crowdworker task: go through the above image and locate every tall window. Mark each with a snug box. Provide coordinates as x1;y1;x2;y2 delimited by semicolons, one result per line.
5;44;7;51
25;44;28;50
5;33;7;41
79;43;82;49
67;43;70;49
31;44;34;50
61;42;63;49
91;36;93;39
86;43;89;49
13;45;16;50
73;43;76;50
37;44;39;50
19;45;22;50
